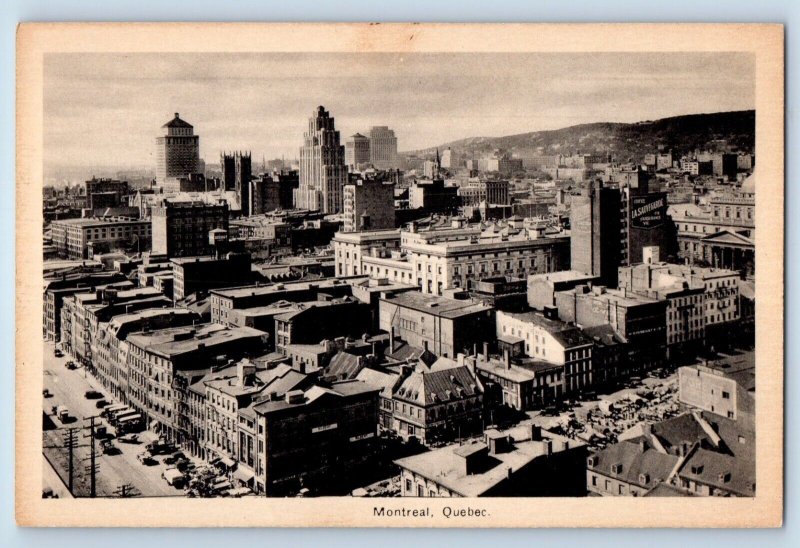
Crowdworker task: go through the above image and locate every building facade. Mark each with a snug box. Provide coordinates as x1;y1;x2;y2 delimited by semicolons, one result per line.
344;133;371;169
150;199;229;258
367;126;398;170
342;179;396;232
155;113;200;184
297;106;349;213
49;217;152;259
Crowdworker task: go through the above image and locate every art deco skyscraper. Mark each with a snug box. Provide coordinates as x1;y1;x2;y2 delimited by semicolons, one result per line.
155;113;200;184
298;106;349;213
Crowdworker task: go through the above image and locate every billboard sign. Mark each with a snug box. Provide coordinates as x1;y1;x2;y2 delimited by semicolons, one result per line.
630;194;667;229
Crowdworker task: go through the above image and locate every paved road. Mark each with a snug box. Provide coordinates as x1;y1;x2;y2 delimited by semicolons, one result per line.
43;341;184;498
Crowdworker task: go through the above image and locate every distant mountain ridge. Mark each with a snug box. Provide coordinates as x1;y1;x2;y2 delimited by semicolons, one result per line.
404;110;755;162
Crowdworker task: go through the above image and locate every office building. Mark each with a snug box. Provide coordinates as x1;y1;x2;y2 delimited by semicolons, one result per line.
49;217;152;259
342;179;396;232
171;252;256;301
570;180;622;286
155;113;200;184
368;126;398;170
345;133;371;169
150;199;229;258
297;106;349;213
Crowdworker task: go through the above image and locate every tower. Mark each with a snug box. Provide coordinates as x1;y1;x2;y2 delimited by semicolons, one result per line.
155;113;200;185
298;106;349;213
570;180;621;286
367;126;398;170
220;151;252;214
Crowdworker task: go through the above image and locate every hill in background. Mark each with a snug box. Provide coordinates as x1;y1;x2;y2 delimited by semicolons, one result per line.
404;110;755;162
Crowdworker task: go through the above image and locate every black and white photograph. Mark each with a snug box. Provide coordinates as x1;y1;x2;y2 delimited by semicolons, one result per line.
16;23;784;528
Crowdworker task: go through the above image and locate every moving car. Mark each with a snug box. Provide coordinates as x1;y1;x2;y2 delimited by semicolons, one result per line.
42;388;52;398
65;361;77;370
137;451;156;465
95;399;109;409
84;390;103;399
54;349;63;358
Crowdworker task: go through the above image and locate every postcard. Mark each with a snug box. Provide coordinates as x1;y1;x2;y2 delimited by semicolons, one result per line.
16;22;783;527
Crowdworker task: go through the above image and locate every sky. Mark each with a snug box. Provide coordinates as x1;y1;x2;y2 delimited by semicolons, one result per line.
43;52;755;173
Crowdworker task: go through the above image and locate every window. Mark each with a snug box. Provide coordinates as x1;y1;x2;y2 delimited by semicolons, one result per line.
722;391;730;399
406;479;412;493
417;484;424;497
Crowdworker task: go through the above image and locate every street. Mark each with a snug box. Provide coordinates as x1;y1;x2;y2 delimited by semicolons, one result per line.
43;340;186;498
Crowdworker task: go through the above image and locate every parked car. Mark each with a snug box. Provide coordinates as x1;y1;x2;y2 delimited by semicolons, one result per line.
54;349;63;358
137;451;157;465
95;399;109;409
118;433;139;444
162;467;187;488
84;390;103;399
164;452;187;465
65;361;77;370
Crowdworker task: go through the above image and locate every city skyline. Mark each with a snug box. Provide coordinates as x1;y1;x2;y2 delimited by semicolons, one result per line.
44;52;754;176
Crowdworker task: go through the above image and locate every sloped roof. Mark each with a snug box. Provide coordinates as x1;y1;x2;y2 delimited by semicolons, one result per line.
700;230;754;246
355;367;400;398
325;351;364;381
678;447;754;496
394;365;480;406
589;438;680;489
162;113;193;129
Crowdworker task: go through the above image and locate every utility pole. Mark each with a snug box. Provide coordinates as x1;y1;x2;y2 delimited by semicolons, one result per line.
83;415;101;498
62;427;78;494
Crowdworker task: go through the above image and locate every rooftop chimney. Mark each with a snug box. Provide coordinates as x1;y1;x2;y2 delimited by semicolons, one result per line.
389;326;396;354
503;348;511;370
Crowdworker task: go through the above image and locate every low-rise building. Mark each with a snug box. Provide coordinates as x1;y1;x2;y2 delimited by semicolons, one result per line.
496;310;594;394
678;352;755;431
555;283;667;373
251;380;380;496
379;291;494;359
395;424;587;497
389;358;483;445
124;323;268;441
171;252;257;301
50;217;152;259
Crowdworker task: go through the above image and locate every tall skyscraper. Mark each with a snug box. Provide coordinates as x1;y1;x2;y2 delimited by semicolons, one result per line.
155;113;200;184
368;126;398;170
298;106;349;213
570;180;621;286
345;133;371;169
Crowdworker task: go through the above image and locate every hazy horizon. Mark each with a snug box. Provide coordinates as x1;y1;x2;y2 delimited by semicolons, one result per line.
44;52;755;177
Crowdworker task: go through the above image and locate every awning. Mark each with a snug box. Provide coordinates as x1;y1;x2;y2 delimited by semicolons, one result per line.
219;456;236;468
233;466;255;484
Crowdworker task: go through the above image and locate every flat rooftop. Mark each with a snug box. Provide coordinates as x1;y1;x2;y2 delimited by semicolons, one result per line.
394;425;581;497
382;291;491;318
